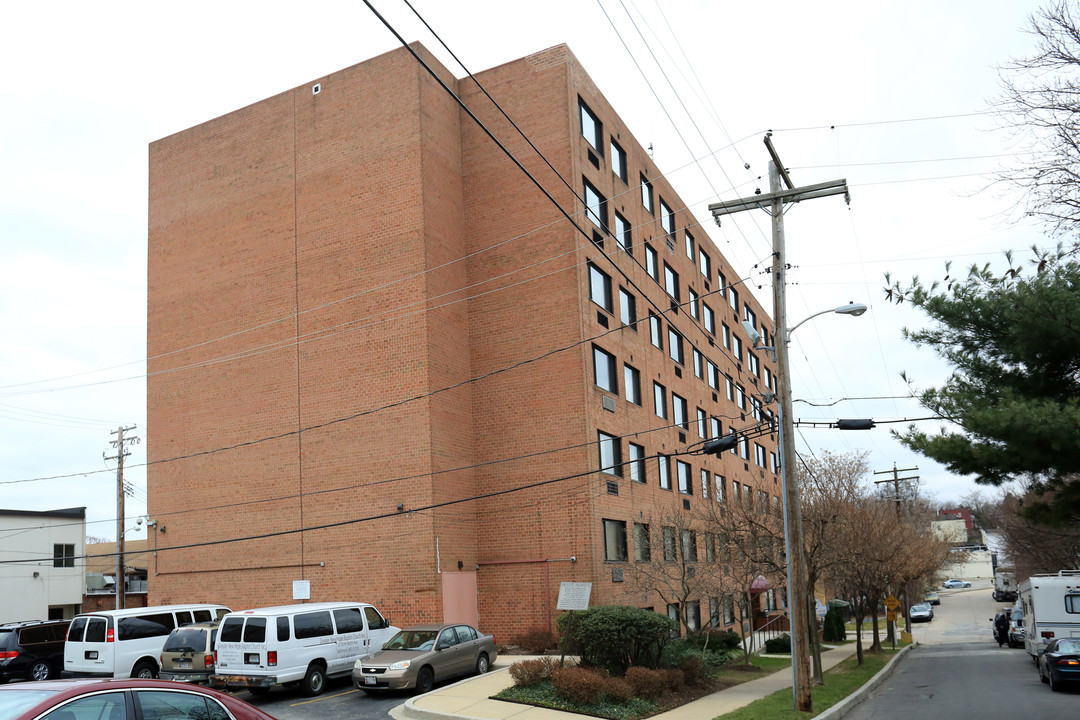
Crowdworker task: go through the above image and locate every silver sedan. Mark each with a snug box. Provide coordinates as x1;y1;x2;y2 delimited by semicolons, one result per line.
353;623;497;694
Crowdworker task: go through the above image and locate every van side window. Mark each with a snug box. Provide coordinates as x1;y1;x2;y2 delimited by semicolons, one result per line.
175;611;194;626
333;609;364;634
214;609;229;621
86;618;107;643
192;611;212;624
293;612;333;639
243;618;266;643
119;613;175;641
363;607;387;630
276;617;290;642
20;626;48;645
1067;596;1080;613
219;618;244;643
68;617;87;642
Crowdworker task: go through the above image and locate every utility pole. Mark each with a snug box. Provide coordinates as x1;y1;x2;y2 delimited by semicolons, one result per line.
874;464;919;634
709;134;848;713
106;426;139;610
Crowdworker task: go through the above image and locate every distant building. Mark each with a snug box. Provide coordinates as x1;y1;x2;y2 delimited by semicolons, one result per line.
0;508;85;622
82;539;150;611
147;43;781;640
939;507;974;532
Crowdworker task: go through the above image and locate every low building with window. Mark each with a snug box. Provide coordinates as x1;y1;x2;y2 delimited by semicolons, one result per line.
0;508;86;622
147;43;782;641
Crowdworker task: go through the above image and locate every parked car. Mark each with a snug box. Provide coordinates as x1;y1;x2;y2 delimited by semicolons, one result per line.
0;678;280;720
942;579;972;589
909;603;934;623
159;621;219;683
0;619;71;682
354;623;497;693
924;590;940;606
1038;637;1080;691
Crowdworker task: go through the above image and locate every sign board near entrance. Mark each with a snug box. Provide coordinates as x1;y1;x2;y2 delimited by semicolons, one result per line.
292;580;311;601
557;582;592;611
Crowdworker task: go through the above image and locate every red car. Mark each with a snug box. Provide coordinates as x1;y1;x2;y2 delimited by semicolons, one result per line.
0;678;279;720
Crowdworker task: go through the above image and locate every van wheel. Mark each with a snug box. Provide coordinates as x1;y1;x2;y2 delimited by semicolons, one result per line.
475;654;489;675
132;661;157;679
28;661;52;681
416;667;434;694
300;665;326;697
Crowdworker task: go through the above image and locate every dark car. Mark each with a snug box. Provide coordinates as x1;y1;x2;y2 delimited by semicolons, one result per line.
0;678;280;720
0;620;71;682
159;622;218;684
1038;637;1080;692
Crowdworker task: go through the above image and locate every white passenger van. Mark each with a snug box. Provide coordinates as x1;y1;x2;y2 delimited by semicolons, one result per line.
210;602;398;696
63;604;231;679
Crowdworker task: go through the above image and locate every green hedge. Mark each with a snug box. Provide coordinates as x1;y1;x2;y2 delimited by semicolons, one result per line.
556;606;677;675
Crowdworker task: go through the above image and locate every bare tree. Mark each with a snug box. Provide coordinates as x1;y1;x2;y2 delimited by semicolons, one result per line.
993;1;1080;238
992;490;1080;578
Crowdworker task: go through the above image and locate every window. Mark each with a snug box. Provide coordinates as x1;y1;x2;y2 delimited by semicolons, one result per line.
634;523;651;561
710;417;720;438
693;348;704;379
628;442;645;482
333;608;364;634
653;381;667;418
715;473;725;502
758;489;769;513
615;212;631;252
736;384;746;410
583;179;608;232
707;361;720;390
1066;595;1080;613
677;460;692;495
641;175;654;213
701;469;710;500
598;431;621;476
685;601;701;632
610;139;627;182
662;527;677;562
619;287;636;327
658;454;671;489
734;336;744;363
664;263;680;300
755;443;767;468
579;99;602;152
688;287;699;319
667;328;684;364
588;263;612;312
659;199;674;237
365;607;389;630
673;393;688;429
593;345;617;392
137;692;226;720
744;305;757;329
624;363;641;405
53;543;75;568
703;303;715;334
117;613;175;641
645;244;659;280
709;597;721;627
724;596;736;624
748;352;760;377
603;519;627;561
722;323;731;349
739;437;749;460
729;287;739;312
294;611;333;639
649;313;663;349
732;480;741;501
243;617;267;642
725;374;735;401
719;271;728;300
685;230;695;259
697;408;707;438
699;248;711;278
681;530;698;562
771;452;780;474
277;617;290;641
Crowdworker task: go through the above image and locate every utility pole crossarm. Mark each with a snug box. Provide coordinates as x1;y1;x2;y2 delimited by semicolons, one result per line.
708;179;850;219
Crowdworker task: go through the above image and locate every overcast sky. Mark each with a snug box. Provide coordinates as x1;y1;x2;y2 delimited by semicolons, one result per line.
0;0;1053;541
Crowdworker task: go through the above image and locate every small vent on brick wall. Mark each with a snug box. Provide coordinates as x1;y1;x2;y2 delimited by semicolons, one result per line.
602;395;616;413
607;480;619;495
612;567;624;582
678;432;686;444
683;498;691;510
665;238;675;251
687;565;695;577
588;150;600;168
592;230;604;249
312;83;322;95
712;392;718;403
674;367;682;379
597;311;609;328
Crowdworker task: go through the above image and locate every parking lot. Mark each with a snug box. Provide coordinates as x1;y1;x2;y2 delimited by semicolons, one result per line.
231;676;406;720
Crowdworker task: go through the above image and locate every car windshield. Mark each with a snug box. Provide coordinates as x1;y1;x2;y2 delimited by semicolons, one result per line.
913;604;930;612
0;689;58;717
163;628;207;653
383;630;438;651
1055;639;1080;654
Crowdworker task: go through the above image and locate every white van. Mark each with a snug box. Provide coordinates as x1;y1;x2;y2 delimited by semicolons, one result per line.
210;602;398;696
63;604;231;679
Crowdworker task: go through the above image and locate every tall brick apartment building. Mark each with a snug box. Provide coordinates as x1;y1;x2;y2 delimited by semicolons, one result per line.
147;42;782;641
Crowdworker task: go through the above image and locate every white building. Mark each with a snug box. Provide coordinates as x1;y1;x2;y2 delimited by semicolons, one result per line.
0;508;86;622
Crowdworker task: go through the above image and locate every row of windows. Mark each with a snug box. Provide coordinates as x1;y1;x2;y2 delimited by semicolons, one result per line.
601;519;780;564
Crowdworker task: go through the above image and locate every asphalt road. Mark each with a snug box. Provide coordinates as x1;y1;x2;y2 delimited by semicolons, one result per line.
844;579;1080;719
229;675;406;720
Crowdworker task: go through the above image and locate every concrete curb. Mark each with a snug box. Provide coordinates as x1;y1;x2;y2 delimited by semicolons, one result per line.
814;643;914;720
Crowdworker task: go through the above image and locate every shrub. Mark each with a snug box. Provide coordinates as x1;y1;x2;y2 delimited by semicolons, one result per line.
663;668;685;691
513;627;557;654
764;634;791;653
601;676;635;703
624;667;666;700
509;657;559;687
552;666;607;704
679;653;707;686
823;607;847;642
556;606;677;675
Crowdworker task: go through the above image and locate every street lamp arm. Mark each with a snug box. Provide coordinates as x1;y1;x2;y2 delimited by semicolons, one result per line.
786;308;833;339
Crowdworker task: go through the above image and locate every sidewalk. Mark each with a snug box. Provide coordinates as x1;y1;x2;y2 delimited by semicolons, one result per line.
391;642;866;720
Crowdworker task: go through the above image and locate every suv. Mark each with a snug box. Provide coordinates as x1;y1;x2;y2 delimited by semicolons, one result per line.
159;621;219;683
0;619;71;682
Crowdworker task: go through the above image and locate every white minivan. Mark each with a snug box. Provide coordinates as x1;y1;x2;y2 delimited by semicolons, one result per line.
210;602;398;696
63;604;231;679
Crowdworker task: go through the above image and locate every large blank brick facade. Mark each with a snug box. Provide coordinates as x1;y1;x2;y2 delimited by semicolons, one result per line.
147;42;781;641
